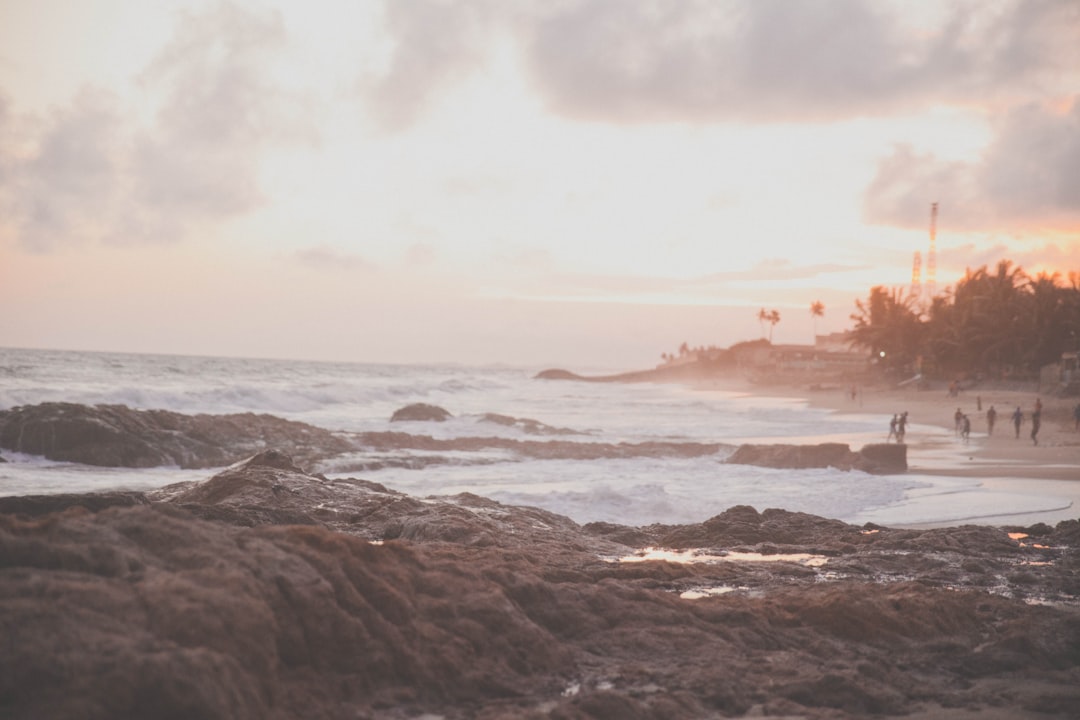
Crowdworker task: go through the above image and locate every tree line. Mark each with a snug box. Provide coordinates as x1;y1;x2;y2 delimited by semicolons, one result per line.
850;260;1080;380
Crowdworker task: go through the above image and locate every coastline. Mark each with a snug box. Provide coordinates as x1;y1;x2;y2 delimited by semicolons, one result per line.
696;373;1080;528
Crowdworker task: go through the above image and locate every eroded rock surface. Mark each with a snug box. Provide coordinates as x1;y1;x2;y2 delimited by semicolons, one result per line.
1;451;1078;719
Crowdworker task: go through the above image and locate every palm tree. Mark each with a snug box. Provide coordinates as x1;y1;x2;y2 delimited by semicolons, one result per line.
850;286;923;373
757;308;769;338
809;301;825;341
765;309;781;342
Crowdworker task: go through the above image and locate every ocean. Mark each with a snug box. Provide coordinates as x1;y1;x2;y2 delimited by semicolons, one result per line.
0;347;1073;528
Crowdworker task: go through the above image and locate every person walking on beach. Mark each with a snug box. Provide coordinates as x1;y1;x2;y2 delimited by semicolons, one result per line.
897;411;908;443
1031;403;1042;446
954;408;963;436
961;414;971;443
887;414;898;442
1012;406;1024;438
986;405;997;436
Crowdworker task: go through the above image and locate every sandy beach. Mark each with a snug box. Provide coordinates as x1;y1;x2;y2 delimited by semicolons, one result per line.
765;378;1080;527
805;382;1080;477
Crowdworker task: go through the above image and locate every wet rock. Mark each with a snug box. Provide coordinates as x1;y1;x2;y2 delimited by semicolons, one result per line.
0;491;150;517
478;413;580;436
725;442;907;474
854;442;908;472
2;450;1079;719
0;506;572;720
0;402;355;470
357;430;723;461
390;403;452;422
534;368;585;380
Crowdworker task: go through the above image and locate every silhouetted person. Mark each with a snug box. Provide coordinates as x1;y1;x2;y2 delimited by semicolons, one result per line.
1031;405;1042;446
954;407;963;436
986;405;997;436
961;415;971;443
897;411;908;443
887;414;898;442
1012;406;1023;438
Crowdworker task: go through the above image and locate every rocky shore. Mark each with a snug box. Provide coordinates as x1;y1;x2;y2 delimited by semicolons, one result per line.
2;450;1078;719
0;401;904;475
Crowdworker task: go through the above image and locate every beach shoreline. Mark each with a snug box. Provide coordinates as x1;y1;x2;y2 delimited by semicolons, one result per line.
694;372;1080;528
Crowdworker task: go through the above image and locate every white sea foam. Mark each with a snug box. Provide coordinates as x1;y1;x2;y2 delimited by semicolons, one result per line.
1;347;1076;528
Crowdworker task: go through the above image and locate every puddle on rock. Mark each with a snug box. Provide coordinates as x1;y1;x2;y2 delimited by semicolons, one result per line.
620;547;828;567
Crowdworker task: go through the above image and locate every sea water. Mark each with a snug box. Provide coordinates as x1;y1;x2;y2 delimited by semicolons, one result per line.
0;347;1073;528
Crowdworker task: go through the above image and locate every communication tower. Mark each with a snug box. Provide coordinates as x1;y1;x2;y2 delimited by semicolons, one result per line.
927;202;938;301
910;250;922;301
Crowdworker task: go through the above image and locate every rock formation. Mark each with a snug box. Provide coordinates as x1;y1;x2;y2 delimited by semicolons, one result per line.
0;402;355;469
478;413;580;436
725;442;907;474
389;403;453;422
1;450;1078;719
3;404;910;477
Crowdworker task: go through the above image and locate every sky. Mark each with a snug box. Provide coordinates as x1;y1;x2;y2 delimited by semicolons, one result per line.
1;0;1078;369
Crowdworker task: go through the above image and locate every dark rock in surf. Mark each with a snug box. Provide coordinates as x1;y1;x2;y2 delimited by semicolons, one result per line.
0;402;354;470
724;442;906;474
478;413;580;436
534;368;585;381
854;442;907;473
389;403;452;422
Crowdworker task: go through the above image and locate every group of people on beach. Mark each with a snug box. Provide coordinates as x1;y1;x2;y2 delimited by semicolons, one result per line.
886;411;908;443
1004;399;1043;445
936;395;1080;447
956;399;1043;445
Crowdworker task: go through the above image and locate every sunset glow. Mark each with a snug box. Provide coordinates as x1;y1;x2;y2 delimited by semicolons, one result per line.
2;0;1078;367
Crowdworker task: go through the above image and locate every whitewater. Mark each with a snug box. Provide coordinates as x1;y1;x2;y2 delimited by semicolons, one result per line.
0;347;1072;527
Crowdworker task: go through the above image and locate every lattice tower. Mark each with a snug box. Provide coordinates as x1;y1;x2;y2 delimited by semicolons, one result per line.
927;202;938;301
911;250;922;301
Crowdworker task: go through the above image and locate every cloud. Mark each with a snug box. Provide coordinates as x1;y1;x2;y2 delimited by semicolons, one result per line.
703;258;871;283
362;0;1079;126
360;0;492;131
0;88;125;251
293;245;375;272
936;242;1080;281
527;0;1079;123
0;2;314;252
863;98;1080;232
404;242;437;266
485;257;868;302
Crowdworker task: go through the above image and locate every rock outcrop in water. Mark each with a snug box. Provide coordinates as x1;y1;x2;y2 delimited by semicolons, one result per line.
1;450;1078;719
389;403;453;422
725;442;908;474
0;402;354;469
